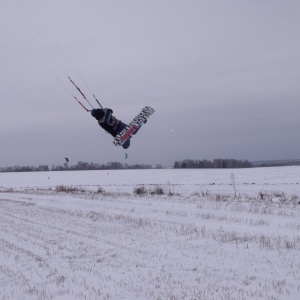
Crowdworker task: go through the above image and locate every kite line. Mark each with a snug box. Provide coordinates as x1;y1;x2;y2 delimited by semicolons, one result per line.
0;0;103;112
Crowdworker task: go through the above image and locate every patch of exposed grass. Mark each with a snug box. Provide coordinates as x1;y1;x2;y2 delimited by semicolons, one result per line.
55;185;105;194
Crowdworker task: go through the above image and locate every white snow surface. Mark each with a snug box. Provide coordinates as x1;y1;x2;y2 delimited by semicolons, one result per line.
0;167;300;299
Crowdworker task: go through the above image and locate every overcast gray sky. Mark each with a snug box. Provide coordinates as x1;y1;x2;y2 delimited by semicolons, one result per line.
1;0;299;168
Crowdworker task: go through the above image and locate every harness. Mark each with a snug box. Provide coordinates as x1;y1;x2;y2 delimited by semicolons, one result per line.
98;109;120;133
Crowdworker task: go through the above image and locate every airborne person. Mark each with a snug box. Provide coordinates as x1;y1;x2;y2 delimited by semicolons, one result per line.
91;108;143;149
91;107;150;149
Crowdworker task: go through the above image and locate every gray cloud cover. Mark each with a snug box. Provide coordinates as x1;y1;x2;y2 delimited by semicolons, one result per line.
1;0;299;167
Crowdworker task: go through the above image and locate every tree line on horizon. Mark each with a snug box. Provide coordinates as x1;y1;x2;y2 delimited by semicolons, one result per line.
0;159;251;173
0;161;159;173
1;158;298;173
173;158;253;169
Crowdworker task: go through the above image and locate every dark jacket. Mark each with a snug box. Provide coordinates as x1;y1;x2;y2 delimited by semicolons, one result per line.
91;108;131;149
92;108;123;137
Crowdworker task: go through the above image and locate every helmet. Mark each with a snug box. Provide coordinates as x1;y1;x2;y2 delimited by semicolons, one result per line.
91;108;104;120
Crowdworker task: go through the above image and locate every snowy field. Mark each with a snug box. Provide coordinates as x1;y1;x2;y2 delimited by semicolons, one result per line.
1;167;300;300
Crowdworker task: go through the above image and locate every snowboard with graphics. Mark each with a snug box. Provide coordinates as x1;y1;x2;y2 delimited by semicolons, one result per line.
113;106;155;146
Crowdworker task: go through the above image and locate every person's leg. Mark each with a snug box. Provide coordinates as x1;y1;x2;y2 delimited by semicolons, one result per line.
116;122;127;132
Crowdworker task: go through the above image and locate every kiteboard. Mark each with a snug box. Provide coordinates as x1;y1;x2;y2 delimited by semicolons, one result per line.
113;106;155;146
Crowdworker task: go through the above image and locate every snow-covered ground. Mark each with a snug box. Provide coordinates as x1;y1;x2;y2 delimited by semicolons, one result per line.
0;167;300;300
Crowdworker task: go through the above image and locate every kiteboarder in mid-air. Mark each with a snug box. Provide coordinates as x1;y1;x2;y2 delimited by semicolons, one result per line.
3;6;154;150
91;108;144;149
